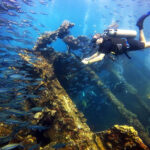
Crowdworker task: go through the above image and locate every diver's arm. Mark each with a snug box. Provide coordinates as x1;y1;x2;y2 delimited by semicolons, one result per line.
82;53;105;64
88;53;105;64
82;52;99;64
85;52;99;60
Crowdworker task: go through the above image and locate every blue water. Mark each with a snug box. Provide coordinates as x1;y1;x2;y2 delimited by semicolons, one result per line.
1;0;150;147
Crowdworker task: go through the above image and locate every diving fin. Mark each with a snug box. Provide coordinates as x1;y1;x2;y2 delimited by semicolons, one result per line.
136;11;150;30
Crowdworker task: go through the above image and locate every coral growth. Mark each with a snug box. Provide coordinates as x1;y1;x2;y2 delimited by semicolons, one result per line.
97;125;149;150
33;20;74;51
1;21;149;150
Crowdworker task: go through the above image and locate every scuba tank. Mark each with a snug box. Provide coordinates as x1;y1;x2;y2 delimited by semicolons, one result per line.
104;29;137;38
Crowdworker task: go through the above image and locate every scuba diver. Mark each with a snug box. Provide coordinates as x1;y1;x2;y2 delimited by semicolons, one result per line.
82;11;150;64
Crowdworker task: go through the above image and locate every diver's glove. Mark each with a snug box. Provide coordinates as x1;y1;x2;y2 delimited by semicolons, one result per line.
136;11;150;30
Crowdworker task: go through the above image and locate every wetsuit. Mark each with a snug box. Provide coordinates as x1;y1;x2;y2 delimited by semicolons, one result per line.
98;37;145;57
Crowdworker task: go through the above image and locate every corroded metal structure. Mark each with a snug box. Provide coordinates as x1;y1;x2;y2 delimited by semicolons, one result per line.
0;20;149;150
19;46;149;150
20;48;105;150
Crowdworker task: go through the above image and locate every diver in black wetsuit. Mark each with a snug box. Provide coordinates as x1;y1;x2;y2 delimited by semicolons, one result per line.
82;11;150;64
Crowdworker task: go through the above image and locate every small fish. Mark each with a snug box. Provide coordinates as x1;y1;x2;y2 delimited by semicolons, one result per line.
33;26;40;31
107;22;119;30
39;0;47;5
38;87;46;91
82;91;85;97
91;91;97;96
28;82;39;86
7;12;18;17
0;112;10;120
0;88;10;93
52;143;66;149
0;49;6;53
4;119;25;125
28;144;39;150
22;0;34;6
40;12;48;15
27;94;39;99
5;109;30;117
22;40;35;46
0;18;8;24
39;23;45;28
22;19;31;23
2;1;20;11
4;118;29;126
0;36;14;41
30;107;43;112
0;136;12;145
0;5;8;12
9;74;24;79
26;64;33;67
0;143;23;150
26;14;34;20
28;125;49;131
35;78;43;81
29;10;37;14
22;76;33;80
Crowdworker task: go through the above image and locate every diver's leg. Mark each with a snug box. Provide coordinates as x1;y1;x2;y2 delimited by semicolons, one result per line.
139;30;150;48
136;11;150;48
139;29;146;43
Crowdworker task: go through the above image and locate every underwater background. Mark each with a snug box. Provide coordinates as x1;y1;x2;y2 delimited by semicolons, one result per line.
0;0;150;149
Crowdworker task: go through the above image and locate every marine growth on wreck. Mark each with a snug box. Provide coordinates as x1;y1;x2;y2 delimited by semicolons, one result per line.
0;20;149;150
0;0;150;150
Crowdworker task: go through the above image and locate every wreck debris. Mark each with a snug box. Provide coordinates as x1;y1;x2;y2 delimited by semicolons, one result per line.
0;20;145;149
57;20;74;39
58;50;150;146
108;65;150;114
19;47;149;149
32;20;150;147
63;35;90;51
63;35;81;50
19;49;105;150
97;125;149;150
33;20;74;51
79;63;150;146
33;31;58;50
